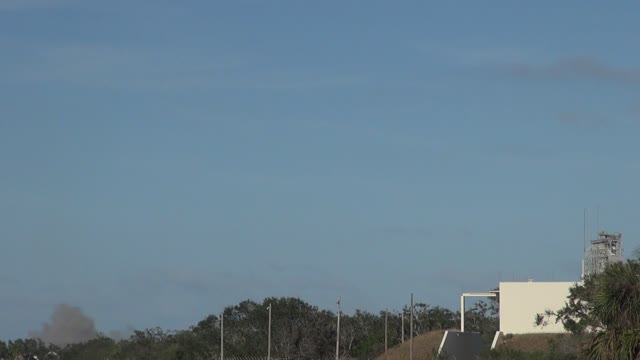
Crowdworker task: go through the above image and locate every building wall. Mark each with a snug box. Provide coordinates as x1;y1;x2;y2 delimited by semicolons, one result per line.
499;281;578;334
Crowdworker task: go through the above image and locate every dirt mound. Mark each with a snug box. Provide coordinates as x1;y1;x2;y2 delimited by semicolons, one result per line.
373;330;447;360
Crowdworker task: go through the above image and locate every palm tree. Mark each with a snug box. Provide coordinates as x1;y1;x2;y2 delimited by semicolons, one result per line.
586;259;640;359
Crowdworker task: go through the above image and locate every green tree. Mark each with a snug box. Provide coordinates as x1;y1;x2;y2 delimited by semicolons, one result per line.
464;300;499;335
0;296;505;359
348;310;385;359
115;327;177;360
586;259;640;359
175;314;220;360
414;304;459;332
536;275;598;335
58;336;117;360
0;340;8;358
6;338;49;359
542;257;640;359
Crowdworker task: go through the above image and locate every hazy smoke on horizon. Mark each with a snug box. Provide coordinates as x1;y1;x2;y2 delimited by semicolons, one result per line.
30;304;98;347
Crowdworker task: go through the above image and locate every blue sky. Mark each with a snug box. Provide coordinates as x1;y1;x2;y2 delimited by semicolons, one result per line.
2;0;640;339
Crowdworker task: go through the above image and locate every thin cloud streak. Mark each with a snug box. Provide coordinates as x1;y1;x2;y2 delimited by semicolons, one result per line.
507;57;640;84
415;46;640;84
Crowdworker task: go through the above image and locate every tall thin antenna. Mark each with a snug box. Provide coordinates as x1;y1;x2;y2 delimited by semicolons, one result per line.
582;208;587;279
591;208;595;245
596;205;599;233
584;208;587;255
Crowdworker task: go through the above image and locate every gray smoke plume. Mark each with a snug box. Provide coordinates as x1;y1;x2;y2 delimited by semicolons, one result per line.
30;304;98;347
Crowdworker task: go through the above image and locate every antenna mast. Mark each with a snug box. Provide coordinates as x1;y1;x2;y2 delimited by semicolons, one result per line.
582;208;586;279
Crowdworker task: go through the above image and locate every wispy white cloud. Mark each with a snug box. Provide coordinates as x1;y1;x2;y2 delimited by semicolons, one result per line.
507;57;640;84
422;45;640;85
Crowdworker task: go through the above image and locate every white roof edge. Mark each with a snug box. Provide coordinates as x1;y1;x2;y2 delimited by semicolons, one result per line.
462;292;497;297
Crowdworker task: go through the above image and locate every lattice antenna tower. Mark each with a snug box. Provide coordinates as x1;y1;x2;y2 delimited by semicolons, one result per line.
584;230;623;277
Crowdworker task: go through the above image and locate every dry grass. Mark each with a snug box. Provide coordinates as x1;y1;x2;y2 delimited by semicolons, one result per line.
373;330;447;360
374;331;581;360
495;333;581;354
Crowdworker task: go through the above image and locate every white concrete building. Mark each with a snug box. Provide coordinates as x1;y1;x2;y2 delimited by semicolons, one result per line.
460;280;581;335
498;281;579;334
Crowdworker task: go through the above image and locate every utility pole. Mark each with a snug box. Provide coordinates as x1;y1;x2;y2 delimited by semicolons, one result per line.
401;311;404;343
220;313;224;360
410;293;414;360
461;295;465;332
267;303;272;360
384;309;388;360
336;297;341;360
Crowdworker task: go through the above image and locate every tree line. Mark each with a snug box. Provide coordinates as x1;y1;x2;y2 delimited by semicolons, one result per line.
6;249;636;360
1;297;498;360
